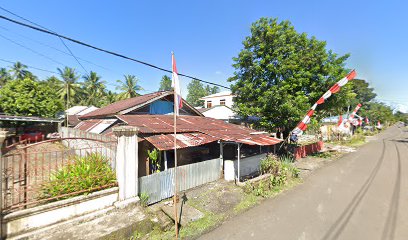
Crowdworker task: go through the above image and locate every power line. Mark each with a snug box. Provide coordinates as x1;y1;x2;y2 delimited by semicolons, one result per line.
0;32;66;66
0;6;89;75
0;25;112;72
0;58;58;74
0;14;231;90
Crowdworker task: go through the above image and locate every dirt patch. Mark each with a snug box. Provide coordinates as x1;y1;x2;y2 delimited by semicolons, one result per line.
186;180;243;215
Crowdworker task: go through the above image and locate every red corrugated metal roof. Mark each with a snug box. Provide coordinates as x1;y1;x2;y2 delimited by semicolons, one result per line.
145;132;218;151
117;115;282;146
80;91;171;119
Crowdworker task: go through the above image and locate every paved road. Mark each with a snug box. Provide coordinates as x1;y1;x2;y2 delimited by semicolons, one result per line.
200;125;408;240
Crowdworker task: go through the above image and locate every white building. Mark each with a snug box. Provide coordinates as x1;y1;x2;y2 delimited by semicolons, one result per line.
200;91;235;108
198;91;240;122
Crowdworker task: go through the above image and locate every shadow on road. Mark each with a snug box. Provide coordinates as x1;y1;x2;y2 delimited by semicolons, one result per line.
321;139;388;240
381;143;403;240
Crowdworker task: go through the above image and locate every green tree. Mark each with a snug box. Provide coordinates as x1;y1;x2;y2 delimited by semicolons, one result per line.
116;75;143;100
101;90;117;106
43;76;63;90
186;79;208;107
57;67;81;109
229;17;353;134
159;75;172;91
359;102;396;126
187;80;220;107
205;85;220;95
9;62;30;80
0;67;12;87
0;78;63;117
82;71;106;107
349;79;376;106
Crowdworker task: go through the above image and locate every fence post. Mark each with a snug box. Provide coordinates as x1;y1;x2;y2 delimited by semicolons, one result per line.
113;126;139;207
0;131;7;239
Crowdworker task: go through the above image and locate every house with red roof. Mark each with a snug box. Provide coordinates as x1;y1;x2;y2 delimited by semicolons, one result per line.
76;91;281;178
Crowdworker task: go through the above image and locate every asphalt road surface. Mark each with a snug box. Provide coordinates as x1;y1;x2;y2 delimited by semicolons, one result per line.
200;125;408;240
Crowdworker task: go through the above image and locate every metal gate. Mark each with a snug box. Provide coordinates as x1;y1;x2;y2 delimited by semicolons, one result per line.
0;137;117;213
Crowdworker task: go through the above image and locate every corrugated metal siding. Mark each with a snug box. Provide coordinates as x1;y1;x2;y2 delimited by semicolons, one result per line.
139;158;221;204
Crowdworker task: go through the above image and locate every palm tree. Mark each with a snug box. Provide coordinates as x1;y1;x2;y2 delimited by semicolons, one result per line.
57;67;80;109
0;67;11;87
82;71;106;106
102;90;117;106
45;76;63;90
116;75;143;100
9;62;29;80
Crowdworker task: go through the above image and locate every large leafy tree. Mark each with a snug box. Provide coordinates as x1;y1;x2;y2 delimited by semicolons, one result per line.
349;79;376;105
187;80;221;107
116;75;143;100
82;71;106;107
0;78;63;117
159;75;172;91
186;80;207;107
57;67;81;109
229;17;354;134
359;102;395;126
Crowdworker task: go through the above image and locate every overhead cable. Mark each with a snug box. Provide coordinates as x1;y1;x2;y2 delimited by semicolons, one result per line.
0;14;230;89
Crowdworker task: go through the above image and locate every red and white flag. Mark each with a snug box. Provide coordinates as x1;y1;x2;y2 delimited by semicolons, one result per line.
365;117;369;124
292;70;357;135
172;53;183;115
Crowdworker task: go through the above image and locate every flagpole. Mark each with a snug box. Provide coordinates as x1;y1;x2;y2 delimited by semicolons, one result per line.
172;52;179;239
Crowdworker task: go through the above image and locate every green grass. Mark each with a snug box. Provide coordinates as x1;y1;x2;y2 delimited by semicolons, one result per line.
234;193;259;213
234;178;301;214
342;134;366;147
140;211;223;240
309;151;333;158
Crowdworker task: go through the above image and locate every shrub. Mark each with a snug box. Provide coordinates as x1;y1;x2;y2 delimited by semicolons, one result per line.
260;154;280;174
39;153;116;201
140;192;149;207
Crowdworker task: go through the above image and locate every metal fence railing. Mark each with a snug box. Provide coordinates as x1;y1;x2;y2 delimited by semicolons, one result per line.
0;137;117;213
139;158;221;204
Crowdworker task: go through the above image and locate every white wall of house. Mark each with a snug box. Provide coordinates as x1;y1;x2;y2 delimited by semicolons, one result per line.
200;91;234;108
202;105;236;120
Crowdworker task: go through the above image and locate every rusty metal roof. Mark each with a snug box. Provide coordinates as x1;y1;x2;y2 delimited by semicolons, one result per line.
117;115;282;146
80;91;204;119
145;132;218;151
80;91;172;119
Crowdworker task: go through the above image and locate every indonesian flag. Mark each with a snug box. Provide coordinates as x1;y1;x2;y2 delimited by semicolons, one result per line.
172;53;183;115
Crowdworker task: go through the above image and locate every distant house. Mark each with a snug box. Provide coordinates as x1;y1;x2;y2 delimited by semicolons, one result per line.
200;91;235;108
198;91;241;122
76;91;281;178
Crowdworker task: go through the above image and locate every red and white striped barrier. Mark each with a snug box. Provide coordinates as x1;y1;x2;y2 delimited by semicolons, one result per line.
293;70;357;135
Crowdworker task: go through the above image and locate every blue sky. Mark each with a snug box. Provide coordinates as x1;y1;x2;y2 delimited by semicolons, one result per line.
0;0;407;107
